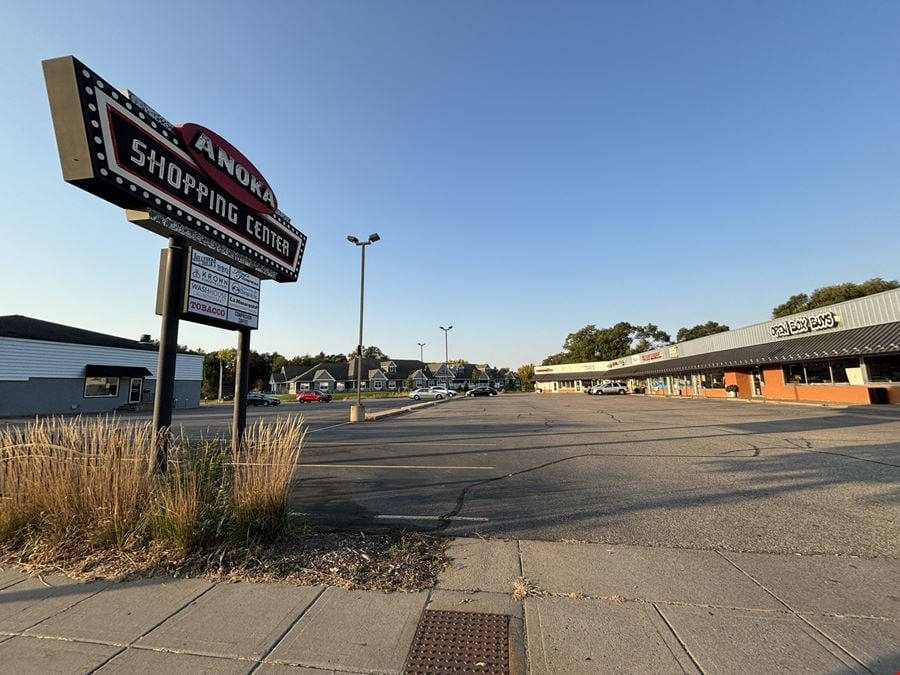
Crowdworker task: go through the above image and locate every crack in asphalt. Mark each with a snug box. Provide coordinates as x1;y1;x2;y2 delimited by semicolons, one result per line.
431;446;761;531
783;437;900;469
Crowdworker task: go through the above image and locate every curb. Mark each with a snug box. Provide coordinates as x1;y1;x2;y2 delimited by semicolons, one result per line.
365;396;460;421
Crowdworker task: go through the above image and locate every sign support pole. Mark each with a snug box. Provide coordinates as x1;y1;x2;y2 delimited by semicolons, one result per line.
152;236;186;471
232;327;251;452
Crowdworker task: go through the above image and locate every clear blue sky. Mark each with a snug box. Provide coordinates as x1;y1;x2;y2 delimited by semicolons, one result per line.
2;1;899;369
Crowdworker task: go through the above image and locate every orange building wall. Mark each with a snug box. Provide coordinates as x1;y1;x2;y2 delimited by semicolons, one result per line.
724;371;753;399
760;365;881;404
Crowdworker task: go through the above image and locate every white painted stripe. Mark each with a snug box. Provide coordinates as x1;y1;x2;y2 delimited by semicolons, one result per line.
309;440;498;447
289;512;488;522
306;422;351;434
299;463;494;470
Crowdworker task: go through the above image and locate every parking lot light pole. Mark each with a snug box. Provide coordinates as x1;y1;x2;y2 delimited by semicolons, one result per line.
418;342;426;362
440;325;453;387
348;233;380;422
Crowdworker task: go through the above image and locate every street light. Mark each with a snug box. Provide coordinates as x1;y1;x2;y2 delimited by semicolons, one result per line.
440;325;453;383
348;233;380;422
417;342;426;362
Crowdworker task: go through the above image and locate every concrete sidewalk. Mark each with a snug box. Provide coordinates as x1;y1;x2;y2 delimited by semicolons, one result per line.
0;538;898;674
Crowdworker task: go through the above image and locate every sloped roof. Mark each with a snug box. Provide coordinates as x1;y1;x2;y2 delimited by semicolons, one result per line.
289;362;349;382
282;365;308;380
0;315;158;352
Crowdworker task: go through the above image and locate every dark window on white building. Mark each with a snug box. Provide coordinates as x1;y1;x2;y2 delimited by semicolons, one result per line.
867;355;900;382
84;376;119;397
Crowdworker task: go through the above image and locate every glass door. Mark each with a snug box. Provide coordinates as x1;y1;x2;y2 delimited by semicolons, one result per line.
751;367;763;397
129;378;143;404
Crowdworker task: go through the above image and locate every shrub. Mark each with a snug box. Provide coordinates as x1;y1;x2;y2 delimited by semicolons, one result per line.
0;415;306;556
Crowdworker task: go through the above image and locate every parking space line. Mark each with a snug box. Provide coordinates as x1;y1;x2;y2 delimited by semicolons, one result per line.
289;512;490;522
299;463;494;470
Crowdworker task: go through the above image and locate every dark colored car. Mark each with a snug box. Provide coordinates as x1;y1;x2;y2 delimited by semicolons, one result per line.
247;392;281;406
296;390;332;403
467;386;499;397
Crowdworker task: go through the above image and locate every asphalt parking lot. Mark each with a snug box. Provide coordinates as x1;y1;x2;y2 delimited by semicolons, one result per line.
5;394;899;557
290;393;900;558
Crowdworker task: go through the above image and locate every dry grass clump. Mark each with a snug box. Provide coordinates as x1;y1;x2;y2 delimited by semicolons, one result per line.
0;416;306;558
231;417;306;545
512;576;545;601
0;417;156;548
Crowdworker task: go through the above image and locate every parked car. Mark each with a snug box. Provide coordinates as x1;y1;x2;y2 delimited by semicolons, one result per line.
592;382;628;395
409;386;452;401
296;390;332;403
247;392;281;406
467;386;499;397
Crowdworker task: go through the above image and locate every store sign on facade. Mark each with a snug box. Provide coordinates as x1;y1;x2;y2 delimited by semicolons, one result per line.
770;311;838;339
43;56;305;283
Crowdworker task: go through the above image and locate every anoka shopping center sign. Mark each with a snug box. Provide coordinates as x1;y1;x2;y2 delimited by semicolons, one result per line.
43;56;305;282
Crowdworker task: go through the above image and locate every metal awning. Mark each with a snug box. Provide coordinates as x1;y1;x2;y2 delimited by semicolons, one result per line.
85;364;152;378
604;322;900;378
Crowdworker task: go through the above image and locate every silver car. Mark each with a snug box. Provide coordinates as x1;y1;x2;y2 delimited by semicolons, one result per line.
409;386;451;401
592;382;628;395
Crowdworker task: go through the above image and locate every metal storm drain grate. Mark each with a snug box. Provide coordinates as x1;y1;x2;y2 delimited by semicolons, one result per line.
404;609;510;675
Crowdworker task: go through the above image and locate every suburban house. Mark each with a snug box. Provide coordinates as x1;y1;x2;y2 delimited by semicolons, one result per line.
0;315;204;417
269;357;518;394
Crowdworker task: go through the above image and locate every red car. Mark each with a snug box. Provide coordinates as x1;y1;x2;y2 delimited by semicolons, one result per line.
296;390;332;403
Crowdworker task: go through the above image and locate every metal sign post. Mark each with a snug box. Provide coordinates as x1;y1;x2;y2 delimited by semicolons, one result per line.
233;327;251;451
151;236;186;470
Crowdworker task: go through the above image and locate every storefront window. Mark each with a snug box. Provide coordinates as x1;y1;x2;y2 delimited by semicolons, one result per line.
829;358;858;383
867;355;900;382
84;376;119;397
784;363;806;384
701;370;725;389
804;361;831;384
782;359;861;385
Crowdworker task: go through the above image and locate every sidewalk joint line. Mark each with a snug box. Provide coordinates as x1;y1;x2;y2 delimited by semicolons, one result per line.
716;551;875;673
127;581;219;648
85;646;126;674
651;603;705;675
15;579;113;635
249;585;327;672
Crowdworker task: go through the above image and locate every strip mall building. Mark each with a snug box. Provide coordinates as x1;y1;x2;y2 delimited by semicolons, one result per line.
534;289;900;405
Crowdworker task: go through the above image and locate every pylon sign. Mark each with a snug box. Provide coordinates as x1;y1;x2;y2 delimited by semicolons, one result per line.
43;55;306;283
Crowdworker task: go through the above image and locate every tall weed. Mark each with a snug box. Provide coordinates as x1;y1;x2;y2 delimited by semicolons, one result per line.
0;415;305;556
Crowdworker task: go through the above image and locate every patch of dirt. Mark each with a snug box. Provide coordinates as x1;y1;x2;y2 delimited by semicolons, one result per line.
0;530;448;592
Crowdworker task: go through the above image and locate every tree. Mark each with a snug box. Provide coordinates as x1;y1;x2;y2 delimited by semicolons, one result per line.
772;293;811;319
202;348;236;399
543;321;672;365
541;352;567;366
270;352;287;375
516;363;535;391
629;324;671;354
772;278;899;318
353;346;388;360
676;321;730;343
